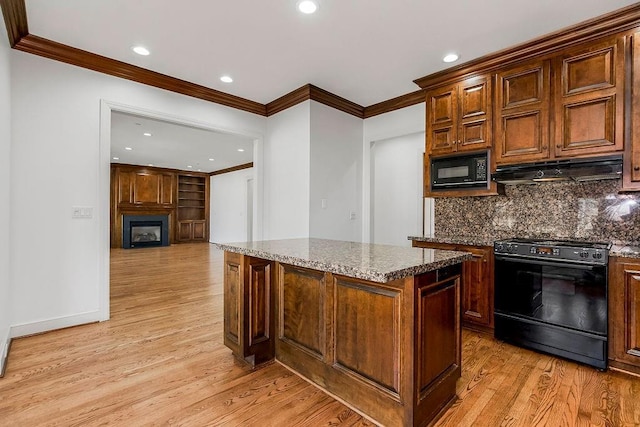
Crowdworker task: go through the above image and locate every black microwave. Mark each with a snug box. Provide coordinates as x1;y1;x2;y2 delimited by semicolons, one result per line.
430;151;490;191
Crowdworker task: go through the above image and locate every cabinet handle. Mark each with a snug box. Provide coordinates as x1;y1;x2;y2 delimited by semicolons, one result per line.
634;166;640;171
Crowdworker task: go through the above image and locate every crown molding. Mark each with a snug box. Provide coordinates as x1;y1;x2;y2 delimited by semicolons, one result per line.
265;85;312;116
209;162;254;176
414;2;640;89
266;84;365;118
13;34;268;116
4;1;639;119
363;90;425;119
0;0;28;47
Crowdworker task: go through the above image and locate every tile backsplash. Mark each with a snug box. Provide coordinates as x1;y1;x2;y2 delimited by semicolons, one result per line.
434;180;640;244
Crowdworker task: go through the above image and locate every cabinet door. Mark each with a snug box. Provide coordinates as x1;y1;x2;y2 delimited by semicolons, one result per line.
458;76;492;152
610;259;640;373
133;172;161;204
192;221;206;241
554;36;624;157
177;221;192;241
460;246;493;328
495;60;551;164
426;85;458;155
624;33;640;189
160;174;175;205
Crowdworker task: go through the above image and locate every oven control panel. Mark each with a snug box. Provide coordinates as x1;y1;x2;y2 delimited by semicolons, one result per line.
494;240;609;265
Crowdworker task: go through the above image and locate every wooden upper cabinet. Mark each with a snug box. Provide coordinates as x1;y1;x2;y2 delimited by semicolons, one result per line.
495;60;551;164
426;85;457;154
625;31;640;190
426;75;491;156
554;36;625;157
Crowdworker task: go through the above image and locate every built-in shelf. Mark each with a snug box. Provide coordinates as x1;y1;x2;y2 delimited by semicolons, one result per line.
177;174;208;242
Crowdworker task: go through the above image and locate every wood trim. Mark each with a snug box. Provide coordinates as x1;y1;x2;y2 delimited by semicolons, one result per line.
3;1;639;120
265;85;312;116
266;84;364;118
308;84;364;118
0;0;27;47
413;3;640;89
13;34;268;116
112;163;210;177
363;90;425;118
209;162;254;176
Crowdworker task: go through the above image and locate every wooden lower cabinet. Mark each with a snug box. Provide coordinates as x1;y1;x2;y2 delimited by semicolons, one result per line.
609;257;640;375
412;241;494;331
177;220;207;242
223;252;275;366
223;251;463;427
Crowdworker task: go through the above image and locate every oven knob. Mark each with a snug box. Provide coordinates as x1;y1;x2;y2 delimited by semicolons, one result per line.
496;243;504;252
530;247;536;254
580;251;589;258
593;252;602;259
535;170;544;178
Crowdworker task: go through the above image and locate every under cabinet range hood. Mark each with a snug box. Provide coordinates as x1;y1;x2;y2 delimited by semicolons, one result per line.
492;155;623;185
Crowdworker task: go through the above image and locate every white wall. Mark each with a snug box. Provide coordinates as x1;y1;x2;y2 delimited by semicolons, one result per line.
10;51;266;336
0;18;12;372
362;103;432;243
264;102;310;239
309;102;363;241
371;133;423;246
210;168;254;243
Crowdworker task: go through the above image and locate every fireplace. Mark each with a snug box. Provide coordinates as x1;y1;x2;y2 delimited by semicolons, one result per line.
122;215;170;249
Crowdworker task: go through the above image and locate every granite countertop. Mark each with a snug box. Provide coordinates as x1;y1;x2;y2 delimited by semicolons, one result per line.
213;238;472;283
408;234;506;247
611;244;640;259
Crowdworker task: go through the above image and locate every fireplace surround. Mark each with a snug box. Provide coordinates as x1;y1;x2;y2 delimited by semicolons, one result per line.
122;215;170;249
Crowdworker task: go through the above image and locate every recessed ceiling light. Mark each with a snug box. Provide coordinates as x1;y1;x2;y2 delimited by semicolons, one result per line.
237;148;245;152
443;53;459;63
148;164;154;167
132;46;150;56
187;165;193;168
125;147;133;151
220;75;233;83
197;169;201;172
297;0;318;14
209;158;215;161
113;157;119;160
143;132;152;137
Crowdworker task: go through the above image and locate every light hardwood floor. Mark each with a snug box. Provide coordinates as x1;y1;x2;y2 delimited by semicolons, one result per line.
0;243;638;426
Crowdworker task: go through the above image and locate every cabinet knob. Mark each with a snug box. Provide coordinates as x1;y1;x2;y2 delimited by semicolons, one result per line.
556;144;561;149
635;166;640;171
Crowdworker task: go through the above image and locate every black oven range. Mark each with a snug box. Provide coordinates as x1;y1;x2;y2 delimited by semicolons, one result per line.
494;238;610;369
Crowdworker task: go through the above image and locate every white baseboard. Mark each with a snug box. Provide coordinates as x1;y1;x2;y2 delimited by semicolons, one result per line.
10;310;104;339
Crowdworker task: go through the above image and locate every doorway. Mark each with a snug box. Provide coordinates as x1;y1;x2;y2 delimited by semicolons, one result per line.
370;132;428;246
99;100;263;320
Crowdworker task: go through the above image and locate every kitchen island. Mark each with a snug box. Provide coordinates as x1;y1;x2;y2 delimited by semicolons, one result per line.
214;238;471;427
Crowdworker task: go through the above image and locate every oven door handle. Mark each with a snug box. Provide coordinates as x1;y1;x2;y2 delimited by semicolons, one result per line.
494;255;597;271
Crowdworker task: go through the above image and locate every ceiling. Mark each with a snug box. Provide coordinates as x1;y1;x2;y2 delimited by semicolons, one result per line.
24;0;638;107
17;1;639;173
111;111;254;173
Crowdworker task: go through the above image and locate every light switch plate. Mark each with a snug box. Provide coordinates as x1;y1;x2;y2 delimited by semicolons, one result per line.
72;206;93;219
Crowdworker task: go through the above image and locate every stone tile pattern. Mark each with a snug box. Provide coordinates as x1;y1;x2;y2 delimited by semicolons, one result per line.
611;244;640;259
213;238;472;283
408;235;506;247
434;180;640;247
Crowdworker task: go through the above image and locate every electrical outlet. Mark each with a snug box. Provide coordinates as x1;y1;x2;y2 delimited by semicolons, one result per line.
349;212;356;220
